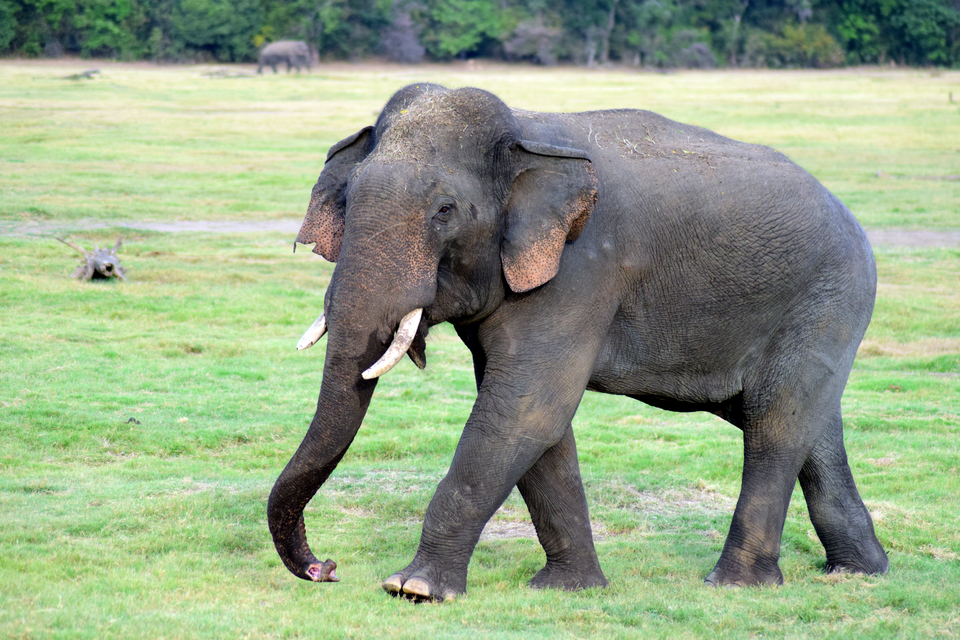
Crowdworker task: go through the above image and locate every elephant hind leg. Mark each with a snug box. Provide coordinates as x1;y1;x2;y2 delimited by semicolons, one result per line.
706;373;838;587
798;413;888;575
705;443;798;587
517;422;608;591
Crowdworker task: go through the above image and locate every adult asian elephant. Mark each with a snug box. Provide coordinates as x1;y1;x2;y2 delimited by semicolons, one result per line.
268;83;888;602
257;40;311;74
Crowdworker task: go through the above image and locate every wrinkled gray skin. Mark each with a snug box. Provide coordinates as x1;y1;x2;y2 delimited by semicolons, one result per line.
269;83;889;602
257;40;311;74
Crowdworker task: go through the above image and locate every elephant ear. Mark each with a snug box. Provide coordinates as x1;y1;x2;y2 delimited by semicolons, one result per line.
501;141;598;293
296;126;375;262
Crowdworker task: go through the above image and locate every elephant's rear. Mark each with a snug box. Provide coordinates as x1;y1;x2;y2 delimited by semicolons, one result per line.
818;191;877;344
585;109;886;583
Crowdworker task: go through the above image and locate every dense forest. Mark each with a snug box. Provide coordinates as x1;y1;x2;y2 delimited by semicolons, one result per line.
2;0;960;68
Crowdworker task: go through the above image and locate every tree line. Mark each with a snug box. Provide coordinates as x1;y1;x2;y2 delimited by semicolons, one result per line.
3;0;959;68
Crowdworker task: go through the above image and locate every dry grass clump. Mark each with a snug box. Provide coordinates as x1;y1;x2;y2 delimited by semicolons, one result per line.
857;337;960;358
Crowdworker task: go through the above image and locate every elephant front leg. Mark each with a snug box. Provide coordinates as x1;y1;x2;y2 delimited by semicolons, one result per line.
382;466;507;602
517;422;608;591
383;382;586;601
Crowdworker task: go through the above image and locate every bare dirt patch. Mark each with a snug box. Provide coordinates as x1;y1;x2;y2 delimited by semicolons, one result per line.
1;219;304;236
866;229;960;248
479;518;540;542
478;484;736;542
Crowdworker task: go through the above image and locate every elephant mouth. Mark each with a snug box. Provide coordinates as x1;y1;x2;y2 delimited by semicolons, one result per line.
296;307;425;379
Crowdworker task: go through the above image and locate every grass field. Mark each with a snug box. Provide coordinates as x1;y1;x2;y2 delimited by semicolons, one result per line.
1;60;959;639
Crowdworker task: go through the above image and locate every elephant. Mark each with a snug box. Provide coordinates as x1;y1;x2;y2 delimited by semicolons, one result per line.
257;40;311;74
268;83;889;602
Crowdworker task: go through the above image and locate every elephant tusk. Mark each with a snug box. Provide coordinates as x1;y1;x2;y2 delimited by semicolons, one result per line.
297;313;327;350
362;308;423;380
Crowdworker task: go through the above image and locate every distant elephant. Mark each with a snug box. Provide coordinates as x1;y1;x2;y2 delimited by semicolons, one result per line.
268;83;889;601
257;40;311;74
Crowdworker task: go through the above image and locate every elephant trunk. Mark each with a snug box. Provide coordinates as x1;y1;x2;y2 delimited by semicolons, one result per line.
267;354;378;581
272;186;436;581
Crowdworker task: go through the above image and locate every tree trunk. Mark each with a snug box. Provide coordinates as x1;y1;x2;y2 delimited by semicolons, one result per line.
729;0;749;68
599;0;619;66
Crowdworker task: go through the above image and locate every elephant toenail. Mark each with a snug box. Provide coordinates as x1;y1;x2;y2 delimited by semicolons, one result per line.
382;574;404;594
401;577;431;599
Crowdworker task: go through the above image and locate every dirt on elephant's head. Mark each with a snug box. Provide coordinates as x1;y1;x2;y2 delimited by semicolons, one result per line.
371;88;515;165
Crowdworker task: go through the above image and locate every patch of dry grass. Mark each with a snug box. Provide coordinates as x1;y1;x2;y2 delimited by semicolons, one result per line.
858;337;960;358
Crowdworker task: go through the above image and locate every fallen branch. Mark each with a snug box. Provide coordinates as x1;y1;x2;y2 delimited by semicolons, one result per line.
63;69;100;81
58;236;127;281
202;69;257;78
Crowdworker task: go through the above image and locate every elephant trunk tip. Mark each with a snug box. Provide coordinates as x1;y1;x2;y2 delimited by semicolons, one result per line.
272;529;340;583
307;558;339;582
269;484;344;583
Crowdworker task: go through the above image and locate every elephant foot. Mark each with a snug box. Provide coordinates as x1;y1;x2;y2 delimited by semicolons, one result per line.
704;558;783;588
825;547;889;576
381;562;464;603
529;561;608;591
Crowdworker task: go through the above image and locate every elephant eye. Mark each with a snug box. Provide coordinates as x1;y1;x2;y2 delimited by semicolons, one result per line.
433;205;454;224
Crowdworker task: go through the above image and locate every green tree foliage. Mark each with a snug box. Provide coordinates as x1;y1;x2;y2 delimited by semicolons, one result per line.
835;0;960;65
0;0;958;67
416;0;512;59
161;0;262;61
73;0;145;59
0;1;18;52
5;0;77;56
612;0;716;68
744;22;844;68
250;0;392;60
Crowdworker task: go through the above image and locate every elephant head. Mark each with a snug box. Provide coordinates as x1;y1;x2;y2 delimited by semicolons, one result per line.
268;85;598;582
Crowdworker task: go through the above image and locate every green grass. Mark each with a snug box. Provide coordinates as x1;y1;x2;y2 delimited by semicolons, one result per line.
1;60;959;638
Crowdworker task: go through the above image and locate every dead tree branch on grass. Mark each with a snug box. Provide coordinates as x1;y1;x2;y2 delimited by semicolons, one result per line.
58;236;127;281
